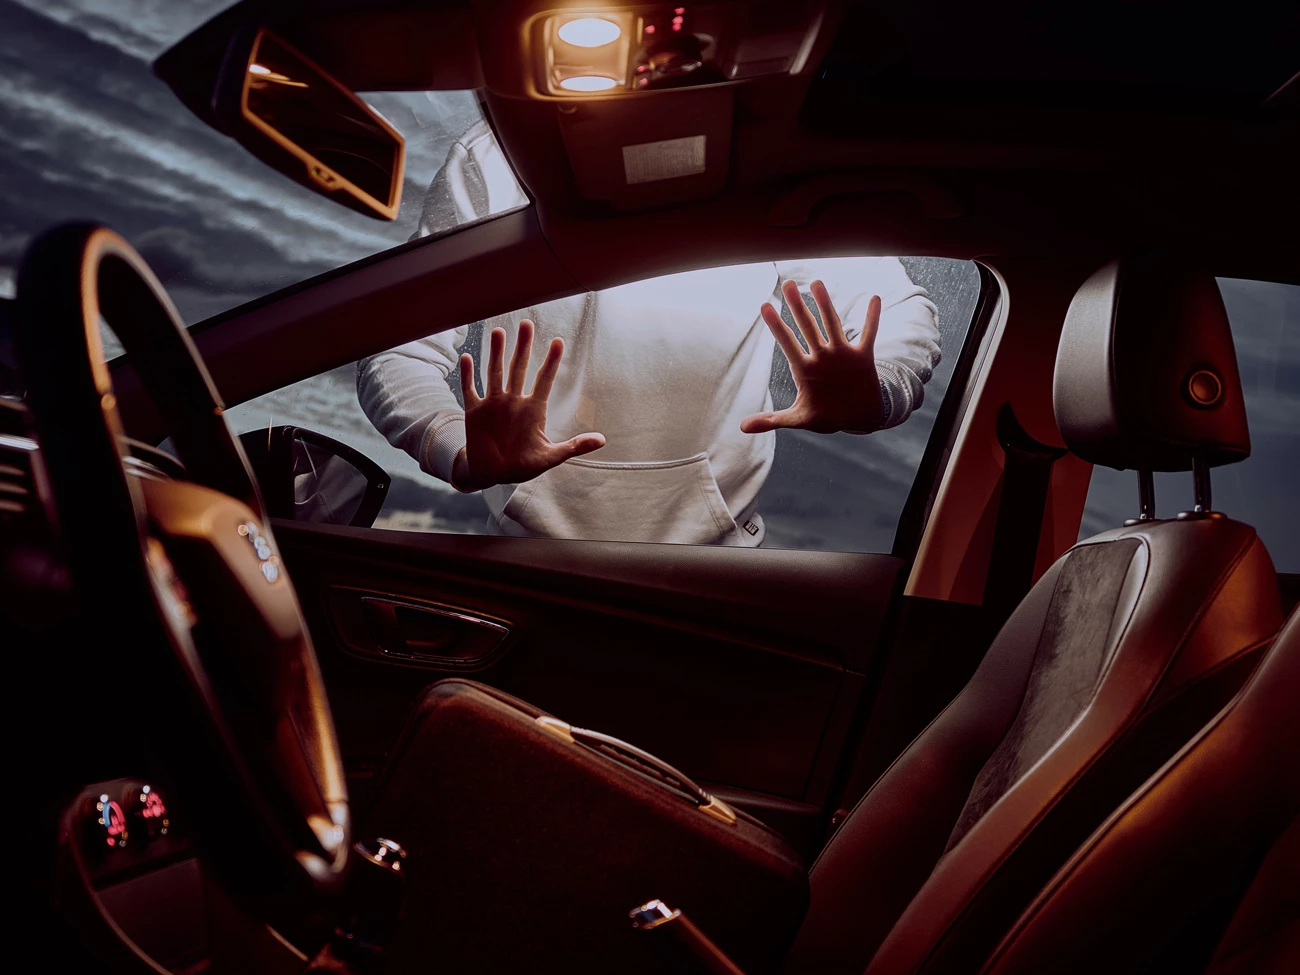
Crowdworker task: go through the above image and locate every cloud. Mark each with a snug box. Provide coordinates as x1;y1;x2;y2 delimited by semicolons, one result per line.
10;0;231;61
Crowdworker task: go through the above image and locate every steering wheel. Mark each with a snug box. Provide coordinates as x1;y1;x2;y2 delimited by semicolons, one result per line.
14;225;349;913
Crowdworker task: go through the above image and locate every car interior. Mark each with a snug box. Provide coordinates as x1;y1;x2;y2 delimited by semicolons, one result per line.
2;1;1298;973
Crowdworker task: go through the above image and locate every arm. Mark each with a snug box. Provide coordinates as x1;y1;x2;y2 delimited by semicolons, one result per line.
779;257;941;429
356;326;470;485
358;116;534;489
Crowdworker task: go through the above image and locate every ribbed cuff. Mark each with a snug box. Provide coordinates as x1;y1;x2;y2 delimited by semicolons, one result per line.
420;415;468;483
876;362;910;429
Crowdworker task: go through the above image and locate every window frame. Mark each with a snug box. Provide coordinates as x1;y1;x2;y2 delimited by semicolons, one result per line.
891;263;1000;561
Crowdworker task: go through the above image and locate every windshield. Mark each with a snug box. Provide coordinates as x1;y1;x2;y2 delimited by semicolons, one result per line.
0;0;525;333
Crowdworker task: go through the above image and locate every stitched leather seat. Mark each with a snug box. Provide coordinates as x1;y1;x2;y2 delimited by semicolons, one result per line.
784;255;1284;974
984;607;1300;975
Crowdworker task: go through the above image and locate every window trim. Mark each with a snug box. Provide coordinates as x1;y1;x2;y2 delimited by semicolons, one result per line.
891;262;1000;562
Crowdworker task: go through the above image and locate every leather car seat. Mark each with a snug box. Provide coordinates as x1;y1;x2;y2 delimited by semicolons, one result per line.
984;607;1300;975
784;255;1285;974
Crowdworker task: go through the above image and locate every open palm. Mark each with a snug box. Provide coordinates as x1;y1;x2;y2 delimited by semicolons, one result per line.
741;279;885;435
454;320;605;491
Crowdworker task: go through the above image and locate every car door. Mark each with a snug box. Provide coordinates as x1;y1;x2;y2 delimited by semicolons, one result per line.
214;254;992;852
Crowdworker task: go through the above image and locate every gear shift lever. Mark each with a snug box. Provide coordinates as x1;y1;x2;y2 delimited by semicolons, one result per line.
316;838;408;972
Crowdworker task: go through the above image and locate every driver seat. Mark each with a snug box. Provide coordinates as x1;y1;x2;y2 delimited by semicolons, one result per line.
785;255;1284;974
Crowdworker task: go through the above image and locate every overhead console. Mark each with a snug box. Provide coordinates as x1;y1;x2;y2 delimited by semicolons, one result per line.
469;0;840;212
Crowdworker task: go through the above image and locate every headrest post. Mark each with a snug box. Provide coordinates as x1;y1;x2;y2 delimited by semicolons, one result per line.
1138;470;1156;521
1124;470;1157;527
1192;451;1213;514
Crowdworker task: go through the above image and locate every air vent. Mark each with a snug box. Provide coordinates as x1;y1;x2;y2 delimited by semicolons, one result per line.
0;400;39;525
0;438;36;522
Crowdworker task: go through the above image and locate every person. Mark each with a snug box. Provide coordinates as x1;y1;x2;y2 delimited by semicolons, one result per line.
358;121;941;546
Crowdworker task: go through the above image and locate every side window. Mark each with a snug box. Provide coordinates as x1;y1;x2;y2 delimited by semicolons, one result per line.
225;257;981;553
1080;278;1300;572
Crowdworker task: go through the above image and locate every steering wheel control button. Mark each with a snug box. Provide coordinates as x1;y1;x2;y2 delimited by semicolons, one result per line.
130;784;171;841
1185;368;1224;408
90;794;129;852
238;521;282;583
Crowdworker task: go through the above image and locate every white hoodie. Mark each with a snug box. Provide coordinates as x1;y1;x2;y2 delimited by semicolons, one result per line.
357;124;941;546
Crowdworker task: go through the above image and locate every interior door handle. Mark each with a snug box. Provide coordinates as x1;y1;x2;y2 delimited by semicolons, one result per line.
358;596;509;669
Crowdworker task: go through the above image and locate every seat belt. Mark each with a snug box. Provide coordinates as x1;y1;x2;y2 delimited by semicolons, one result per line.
982;404;1068;626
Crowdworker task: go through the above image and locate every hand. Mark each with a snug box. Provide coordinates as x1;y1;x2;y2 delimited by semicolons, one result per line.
741;279;885;435
453;320;605;491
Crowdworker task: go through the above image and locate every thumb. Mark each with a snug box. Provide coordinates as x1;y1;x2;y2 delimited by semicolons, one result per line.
857;295;882;355
740;409;800;434
551;432;606;462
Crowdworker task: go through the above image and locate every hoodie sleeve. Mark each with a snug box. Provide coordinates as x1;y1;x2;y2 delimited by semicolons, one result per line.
357;328;470;484
357;120;528;487
413;118;529;239
777;257;941;429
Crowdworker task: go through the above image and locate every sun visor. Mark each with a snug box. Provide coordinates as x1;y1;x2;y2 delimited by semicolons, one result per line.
558;86;732;210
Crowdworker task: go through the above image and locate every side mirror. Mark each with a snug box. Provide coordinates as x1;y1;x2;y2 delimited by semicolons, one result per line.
240;426;390;529
214;27;405;220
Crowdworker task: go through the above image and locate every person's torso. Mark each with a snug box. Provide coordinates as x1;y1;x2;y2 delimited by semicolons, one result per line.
476;262;784;544
483;261;783;462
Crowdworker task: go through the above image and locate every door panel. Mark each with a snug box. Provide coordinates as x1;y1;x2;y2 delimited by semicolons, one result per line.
277;522;904;832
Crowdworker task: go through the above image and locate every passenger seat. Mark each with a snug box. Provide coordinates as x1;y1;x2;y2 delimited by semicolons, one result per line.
786;255;1284;974
985;607;1300;974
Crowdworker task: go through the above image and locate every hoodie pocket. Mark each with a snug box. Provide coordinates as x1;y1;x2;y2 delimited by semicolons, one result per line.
499;452;738;544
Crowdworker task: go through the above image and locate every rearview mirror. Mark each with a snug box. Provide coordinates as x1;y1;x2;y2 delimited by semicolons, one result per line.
215;28;405;220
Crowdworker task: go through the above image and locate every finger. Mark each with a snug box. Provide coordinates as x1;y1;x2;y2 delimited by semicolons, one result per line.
458;353;479;405
549;432;606;463
761;302;806;365
856;295;882;355
486;327;506;395
529;336;565;401
740;408;802;434
810;280;847;345
508;318;534;393
783;279;826;350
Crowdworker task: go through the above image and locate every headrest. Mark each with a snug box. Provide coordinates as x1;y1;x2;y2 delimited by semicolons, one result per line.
1053;255;1250;472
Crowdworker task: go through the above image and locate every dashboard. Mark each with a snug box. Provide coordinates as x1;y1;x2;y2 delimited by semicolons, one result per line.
62;780;208;973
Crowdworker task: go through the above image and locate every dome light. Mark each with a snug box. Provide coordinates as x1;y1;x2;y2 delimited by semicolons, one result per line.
557;17;622;48
559;75;619;92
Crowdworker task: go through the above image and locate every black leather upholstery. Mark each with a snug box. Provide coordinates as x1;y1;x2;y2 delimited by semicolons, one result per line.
1053;255;1250;472
782;259;1283;974
984;608;1300;975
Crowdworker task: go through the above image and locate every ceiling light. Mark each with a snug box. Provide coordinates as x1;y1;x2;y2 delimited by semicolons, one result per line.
557;17;622;48
542;10;636;95
559;75;619;92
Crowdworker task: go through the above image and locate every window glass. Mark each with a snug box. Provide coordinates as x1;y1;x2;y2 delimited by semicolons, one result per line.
0;0;525;341
225;256;981;553
1080;278;1300;572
